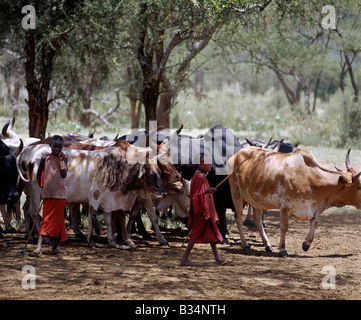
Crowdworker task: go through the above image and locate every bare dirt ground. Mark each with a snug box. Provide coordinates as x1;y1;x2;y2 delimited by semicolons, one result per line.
1;208;361;301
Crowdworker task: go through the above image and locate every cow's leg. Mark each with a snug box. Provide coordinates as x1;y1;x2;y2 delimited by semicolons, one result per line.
243;205;256;227
15;201;21;220
278;208;291;257
87;206;96;248
0;205;12;231
262;211;267;228
115;210;135;248
253;208;273;252
229;174;251;252
23;188;41;242
5;204;17;232
302;216;318;252
104;212;119;248
69;203;85;239
233;200;251;252
127;203;142;235
143;199;168;246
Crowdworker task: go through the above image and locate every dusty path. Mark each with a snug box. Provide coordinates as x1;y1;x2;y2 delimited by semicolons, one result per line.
1;208;361;300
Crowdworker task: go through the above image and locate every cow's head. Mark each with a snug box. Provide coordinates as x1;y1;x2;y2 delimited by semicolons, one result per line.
136;162;167;199
156;178;190;220
335;149;361;209
155;125;185;194
95;149;167;199
0;118;20;149
156;145;185;195
0;140;23;204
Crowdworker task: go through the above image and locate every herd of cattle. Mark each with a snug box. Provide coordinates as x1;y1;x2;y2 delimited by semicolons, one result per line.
1;117;361;257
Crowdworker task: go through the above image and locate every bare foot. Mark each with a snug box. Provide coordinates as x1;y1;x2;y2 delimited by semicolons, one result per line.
215;258;233;266
30;248;41;257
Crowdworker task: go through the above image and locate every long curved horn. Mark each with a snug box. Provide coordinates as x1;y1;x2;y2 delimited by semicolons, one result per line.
272;139;284;152
147;125;165;150
160;124;183;150
246;138;256;146
2;119;11;137
16;143;30;183
345;149;352;171
11;139;23;158
264;137;273;148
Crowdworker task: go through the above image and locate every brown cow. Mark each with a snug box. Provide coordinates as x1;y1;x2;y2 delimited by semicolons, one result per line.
228;146;361;257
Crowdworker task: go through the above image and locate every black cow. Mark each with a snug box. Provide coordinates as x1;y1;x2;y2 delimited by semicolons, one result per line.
242;138;298;153
0;140;23;205
164;125;242;243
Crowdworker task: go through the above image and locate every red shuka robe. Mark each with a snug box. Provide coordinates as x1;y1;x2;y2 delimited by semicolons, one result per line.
188;172;223;244
39;155;67;242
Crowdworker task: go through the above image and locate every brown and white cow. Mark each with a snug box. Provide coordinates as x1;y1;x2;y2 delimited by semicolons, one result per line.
17;144;167;248
67;127;186;245
227;146;361;257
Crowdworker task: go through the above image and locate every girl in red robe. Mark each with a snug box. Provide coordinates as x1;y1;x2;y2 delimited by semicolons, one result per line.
180;158;232;266
31;135;68;256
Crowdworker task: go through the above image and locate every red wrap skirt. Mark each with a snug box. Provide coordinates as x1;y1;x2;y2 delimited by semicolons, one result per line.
39;198;67;242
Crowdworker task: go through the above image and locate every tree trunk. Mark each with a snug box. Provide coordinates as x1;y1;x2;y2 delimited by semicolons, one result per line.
129;94;142;130
141;81;160;131
157;92;171;128
66;102;73;121
24;33;57;138
344;53;359;103
157;85;176;128
80;72;97;127
303;85;311;115
313;70;322;113
272;69;300;108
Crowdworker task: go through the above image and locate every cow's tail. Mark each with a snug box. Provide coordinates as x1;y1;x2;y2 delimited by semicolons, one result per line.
300;149;340;175
16;152;30;182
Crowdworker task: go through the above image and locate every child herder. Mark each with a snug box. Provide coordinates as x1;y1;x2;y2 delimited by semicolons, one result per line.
32;135;68;256
180;155;233;266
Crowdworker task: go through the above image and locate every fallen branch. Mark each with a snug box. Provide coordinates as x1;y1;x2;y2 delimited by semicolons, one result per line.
82;88;122;129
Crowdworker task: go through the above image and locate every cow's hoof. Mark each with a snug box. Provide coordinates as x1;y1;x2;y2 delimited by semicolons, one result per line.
124;239;136;248
88;243;97;249
279;250;288;257
118;244;131;250
241;246;252;253
302;241;310;252
75;233;86;240
160;241;169;247
265;246;274;252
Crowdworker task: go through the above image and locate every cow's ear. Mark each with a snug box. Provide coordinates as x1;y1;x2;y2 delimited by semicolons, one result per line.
339;171;352;184
138;164;145;178
352;171;361;183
